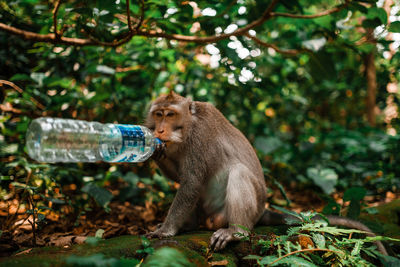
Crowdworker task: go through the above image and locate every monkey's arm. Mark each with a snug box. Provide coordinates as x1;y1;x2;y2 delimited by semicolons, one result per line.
155;158;180;182
146;175;203;238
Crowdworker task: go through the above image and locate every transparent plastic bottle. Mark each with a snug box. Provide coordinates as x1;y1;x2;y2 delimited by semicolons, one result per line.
26;117;162;163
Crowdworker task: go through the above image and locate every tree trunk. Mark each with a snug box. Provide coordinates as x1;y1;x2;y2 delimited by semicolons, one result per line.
365;49;377;127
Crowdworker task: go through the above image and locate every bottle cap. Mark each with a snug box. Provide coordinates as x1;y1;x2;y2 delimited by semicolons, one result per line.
155;138;163;145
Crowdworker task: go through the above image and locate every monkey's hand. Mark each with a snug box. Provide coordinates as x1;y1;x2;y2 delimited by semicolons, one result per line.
146;225;177;239
210;228;243;251
151;141;166;161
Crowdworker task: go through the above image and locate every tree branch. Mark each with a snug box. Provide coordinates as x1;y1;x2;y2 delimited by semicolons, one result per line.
0;0;350;46
0;80;45;110
245;33;310;56
136;0;280;43
52;0;62;39
0;22;95;45
271;1;349;19
134;0;145;31
126;0;134;32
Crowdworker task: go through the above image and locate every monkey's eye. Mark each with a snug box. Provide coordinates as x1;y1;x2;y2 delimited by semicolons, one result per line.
166;112;175;117
155;111;163;117
174;126;183;130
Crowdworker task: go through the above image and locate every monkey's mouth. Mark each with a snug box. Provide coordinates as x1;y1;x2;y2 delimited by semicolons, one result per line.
157;139;172;146
163;140;174;147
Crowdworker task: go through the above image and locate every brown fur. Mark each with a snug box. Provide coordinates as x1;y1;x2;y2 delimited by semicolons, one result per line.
145;93;388;255
145;92;266;250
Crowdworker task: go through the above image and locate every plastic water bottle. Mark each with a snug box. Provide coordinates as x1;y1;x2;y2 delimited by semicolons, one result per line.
26;117;163;163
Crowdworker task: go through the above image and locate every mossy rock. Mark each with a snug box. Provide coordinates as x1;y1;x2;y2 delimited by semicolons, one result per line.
360;199;400;238
0;226;285;267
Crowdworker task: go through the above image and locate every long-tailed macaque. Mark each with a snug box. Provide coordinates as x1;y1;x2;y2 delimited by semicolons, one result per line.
145;92;387;255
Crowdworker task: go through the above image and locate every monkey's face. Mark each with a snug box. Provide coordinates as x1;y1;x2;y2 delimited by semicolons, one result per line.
145;92;195;149
148;105;187;145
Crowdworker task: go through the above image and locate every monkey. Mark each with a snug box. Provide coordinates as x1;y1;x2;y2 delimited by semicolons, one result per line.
144;92;388;255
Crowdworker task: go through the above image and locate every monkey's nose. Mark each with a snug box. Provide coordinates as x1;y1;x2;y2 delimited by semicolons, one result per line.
157;129;164;134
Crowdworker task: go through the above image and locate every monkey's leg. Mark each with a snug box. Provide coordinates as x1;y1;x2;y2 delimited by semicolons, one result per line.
180;204;201;233
210;164;262;250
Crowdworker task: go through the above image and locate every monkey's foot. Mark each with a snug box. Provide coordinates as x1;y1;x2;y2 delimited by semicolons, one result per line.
146;227;177;239
210;228;239;251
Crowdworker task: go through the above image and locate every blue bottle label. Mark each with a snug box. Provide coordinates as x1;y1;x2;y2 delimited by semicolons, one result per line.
114;125;145;162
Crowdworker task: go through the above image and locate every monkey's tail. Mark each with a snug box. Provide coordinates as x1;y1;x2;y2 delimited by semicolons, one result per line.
257;210;388;256
327;215;388;256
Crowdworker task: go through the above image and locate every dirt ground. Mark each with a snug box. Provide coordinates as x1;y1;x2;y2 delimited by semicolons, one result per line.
0;186;398;258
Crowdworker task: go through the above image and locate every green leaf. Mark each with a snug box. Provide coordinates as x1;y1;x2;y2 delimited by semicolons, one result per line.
351;240;363;256
343;187;366;202
143;247;195;267
369;141;386;152
365;236;400;242
95;229;105;239
349;3;368;14
357;43;375;53
301;224;367;236
140;236;152;248
37;213;46;222
367;7;387;24
388;21;400;32
254;136;283;155
243;255;262;261
122;172;139;185
47;79;73;88
30;72;46;86
48;198;66;204
307;167;338;194
82;183;113;208
271;205;303;222
21;0;40;3
313;16;333;29
0;144;18;155
10;73;33;82
362;18;382;28
38;206;53;211
11;182;38;192
364;207;378;215
312;233;326;248
344;187;366;219
259;255;279;265
273;256;318;267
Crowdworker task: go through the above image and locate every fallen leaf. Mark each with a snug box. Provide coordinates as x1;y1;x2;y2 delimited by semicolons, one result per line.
15;248;32;256
73;236;87;244
50;236;73;246
209;259;229;266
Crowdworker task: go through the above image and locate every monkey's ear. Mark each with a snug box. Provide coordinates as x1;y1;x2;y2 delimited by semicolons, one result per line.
189;101;196;115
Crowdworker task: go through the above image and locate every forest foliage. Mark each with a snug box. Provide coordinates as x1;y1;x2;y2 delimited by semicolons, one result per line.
1;0;400;265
